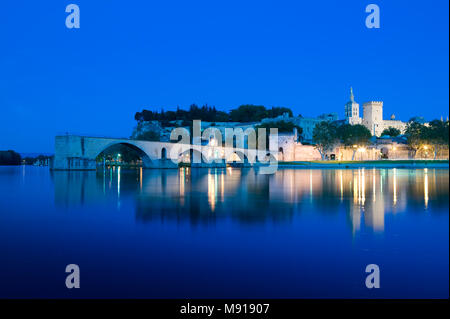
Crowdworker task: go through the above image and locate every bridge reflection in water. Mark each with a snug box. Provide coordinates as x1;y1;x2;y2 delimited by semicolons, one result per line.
51;168;449;234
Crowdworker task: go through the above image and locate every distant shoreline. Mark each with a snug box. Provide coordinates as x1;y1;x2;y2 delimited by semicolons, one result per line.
2;159;449;170
278;160;449;169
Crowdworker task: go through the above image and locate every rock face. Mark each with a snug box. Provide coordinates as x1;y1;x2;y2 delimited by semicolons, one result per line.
131;121;194;142
131;121;162;139
132;120;261;143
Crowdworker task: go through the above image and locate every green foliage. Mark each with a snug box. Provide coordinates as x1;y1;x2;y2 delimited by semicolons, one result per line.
266;107;293;118
229;105;267;122
405;119;449;158
408;116;426;124
135;104;294;124
424;120;449;158
381;127;401;137
337;124;372;146
228;105;293;122
255;121;302;134
427;120;449;145
312;122;339;159
312;123;371;160
0;150;22;165
135;104;229;123
405;121;427;156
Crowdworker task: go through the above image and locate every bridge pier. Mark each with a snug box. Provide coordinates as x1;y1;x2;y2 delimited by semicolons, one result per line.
51;135;98;170
145;159;178;169
51;156;97;170
192;160;226;168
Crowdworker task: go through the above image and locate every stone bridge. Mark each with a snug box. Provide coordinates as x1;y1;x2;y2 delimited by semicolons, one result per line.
51;135;276;170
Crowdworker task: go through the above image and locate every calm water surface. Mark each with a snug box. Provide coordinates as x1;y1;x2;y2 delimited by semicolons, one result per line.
0;166;448;298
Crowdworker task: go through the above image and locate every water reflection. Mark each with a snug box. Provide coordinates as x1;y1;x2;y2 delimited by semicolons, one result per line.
51;168;449;232
393;168;397;206
424;168;429;209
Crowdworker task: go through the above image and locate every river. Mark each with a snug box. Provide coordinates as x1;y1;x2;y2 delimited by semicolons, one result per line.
0;166;448;298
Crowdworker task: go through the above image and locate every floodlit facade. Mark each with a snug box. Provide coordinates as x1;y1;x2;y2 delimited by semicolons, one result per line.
345;88;407;136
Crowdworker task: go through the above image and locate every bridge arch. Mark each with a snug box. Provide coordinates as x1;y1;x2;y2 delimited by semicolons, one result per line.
263;152;277;162
226;150;251;167
278;147;284;161
95;142;153;168
178;148;207;165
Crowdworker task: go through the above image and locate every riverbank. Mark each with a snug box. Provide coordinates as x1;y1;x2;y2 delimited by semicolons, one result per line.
278;160;449;169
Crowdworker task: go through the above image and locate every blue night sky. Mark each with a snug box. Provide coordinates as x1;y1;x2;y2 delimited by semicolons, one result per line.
0;0;448;153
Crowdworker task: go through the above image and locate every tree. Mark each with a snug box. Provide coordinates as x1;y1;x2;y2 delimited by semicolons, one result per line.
426;120;449;159
338;124;372;146
134;104;294;125
266;107;293;118
135;104;230;123
229;105;267;122
405;121;426;158
381;127;401;137
134;112;144;122
0;150;22;165
255;121;302;134
405;119;449;159
408;116;426;124
337;124;372;160
312;122;339;160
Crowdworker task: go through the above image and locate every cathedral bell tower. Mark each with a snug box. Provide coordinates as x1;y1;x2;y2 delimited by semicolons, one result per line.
345;87;362;125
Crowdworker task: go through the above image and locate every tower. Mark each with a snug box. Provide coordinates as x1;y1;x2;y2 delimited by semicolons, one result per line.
345;87;361;125
362;101;383;136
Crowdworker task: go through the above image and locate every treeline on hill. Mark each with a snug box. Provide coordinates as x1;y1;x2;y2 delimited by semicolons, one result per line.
0;150;22;165
134;104;294;124
256;121;303;134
